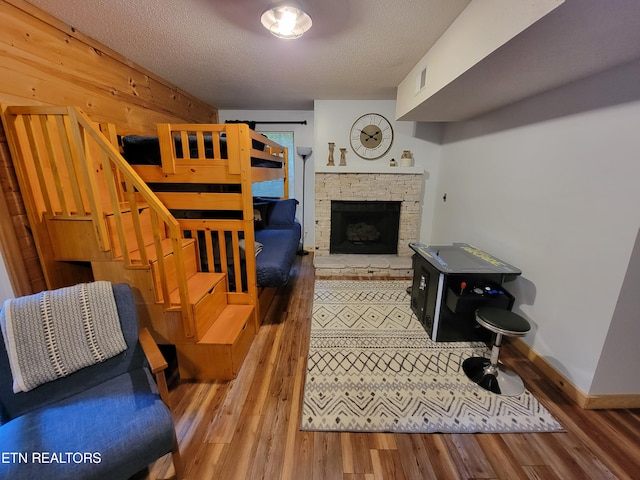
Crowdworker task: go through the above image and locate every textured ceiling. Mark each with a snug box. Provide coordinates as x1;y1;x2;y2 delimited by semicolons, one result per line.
25;0;471;110
24;0;640;118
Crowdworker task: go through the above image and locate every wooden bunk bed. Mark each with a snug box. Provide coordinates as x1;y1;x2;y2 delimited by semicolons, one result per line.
110;122;300;316
1;105;299;381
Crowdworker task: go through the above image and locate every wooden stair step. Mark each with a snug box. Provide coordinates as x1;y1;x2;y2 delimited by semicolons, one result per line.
105;203;158;259
167;272;227;307
123;237;195;263
176;304;256;380
198;304;255;345
103;202;150;216
54;202;149;217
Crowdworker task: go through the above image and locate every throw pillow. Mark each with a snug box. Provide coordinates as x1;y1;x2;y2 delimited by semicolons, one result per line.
266;198;299;226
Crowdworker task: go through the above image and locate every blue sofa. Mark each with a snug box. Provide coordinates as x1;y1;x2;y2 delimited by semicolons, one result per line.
253;197;302;288
0;283;182;480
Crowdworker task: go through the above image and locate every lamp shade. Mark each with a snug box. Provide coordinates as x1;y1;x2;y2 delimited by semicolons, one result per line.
296;146;312;158
261;4;312;39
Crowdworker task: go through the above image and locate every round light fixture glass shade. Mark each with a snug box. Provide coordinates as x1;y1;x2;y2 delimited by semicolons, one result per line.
261;4;312;39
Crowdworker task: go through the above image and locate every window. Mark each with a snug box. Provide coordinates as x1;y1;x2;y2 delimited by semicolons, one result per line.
253;132;294;198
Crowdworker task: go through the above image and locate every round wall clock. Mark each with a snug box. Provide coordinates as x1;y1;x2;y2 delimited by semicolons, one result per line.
349;113;394;160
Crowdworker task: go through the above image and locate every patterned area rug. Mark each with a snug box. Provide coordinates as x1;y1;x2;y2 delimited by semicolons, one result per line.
301;280;563;433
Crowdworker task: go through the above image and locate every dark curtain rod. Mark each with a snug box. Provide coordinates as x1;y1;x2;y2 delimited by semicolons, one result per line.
226;120;307;126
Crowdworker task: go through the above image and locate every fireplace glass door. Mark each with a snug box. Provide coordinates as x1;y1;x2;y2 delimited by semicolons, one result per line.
330;201;401;254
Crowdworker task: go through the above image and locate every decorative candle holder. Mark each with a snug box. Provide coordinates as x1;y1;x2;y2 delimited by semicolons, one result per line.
327;142;335;166
339;148;347;166
400;150;413;167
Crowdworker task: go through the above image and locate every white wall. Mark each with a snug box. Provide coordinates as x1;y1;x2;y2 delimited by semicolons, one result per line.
590;228;640;395
433;100;640;394
313;100;442;248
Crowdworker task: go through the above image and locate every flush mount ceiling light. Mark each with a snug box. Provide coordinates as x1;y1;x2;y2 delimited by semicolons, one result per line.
261;2;312;39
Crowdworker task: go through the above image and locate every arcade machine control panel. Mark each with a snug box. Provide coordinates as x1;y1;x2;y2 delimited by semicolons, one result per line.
409;243;522;341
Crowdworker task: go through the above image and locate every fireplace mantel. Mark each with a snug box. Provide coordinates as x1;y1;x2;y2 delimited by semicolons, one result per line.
315;165;425;175
314;172;424;257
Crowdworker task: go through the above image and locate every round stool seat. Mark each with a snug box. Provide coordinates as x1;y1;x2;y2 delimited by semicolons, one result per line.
475;307;530;337
463;307;531;396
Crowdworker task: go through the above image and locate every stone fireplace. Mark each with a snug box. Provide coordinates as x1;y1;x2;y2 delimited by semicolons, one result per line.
314;172;423;275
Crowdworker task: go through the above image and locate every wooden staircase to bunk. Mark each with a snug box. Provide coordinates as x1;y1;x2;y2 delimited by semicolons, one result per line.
1;105;256;380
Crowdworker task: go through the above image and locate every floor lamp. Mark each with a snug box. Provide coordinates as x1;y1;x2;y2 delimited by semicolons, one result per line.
296;146;312;255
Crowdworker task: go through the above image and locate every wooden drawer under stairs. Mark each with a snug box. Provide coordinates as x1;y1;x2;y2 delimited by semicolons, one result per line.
175;304;256;381
168;272;228;341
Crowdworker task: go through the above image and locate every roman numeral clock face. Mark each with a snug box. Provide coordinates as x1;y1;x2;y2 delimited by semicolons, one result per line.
350;113;394;160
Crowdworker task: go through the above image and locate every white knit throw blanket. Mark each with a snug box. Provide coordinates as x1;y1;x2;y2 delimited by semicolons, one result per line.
0;281;127;393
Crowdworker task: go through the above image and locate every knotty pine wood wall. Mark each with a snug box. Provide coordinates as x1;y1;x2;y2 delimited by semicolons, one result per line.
0;0;219;296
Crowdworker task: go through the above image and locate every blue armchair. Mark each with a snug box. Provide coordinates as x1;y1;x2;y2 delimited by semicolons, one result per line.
0;283;183;480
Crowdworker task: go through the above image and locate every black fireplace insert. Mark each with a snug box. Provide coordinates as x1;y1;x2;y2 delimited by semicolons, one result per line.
330;200;401;254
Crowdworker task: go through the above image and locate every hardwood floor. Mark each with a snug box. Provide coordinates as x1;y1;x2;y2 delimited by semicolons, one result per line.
145;254;640;480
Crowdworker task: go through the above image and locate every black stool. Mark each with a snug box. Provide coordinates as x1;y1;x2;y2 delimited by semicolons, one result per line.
462;307;531;396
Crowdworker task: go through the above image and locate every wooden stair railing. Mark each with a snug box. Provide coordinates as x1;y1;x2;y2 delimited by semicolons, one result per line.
1;105;195;339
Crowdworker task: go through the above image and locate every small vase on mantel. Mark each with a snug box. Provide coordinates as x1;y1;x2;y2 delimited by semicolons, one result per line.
327;142;335;166
400;150;413;167
339;148;347;166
